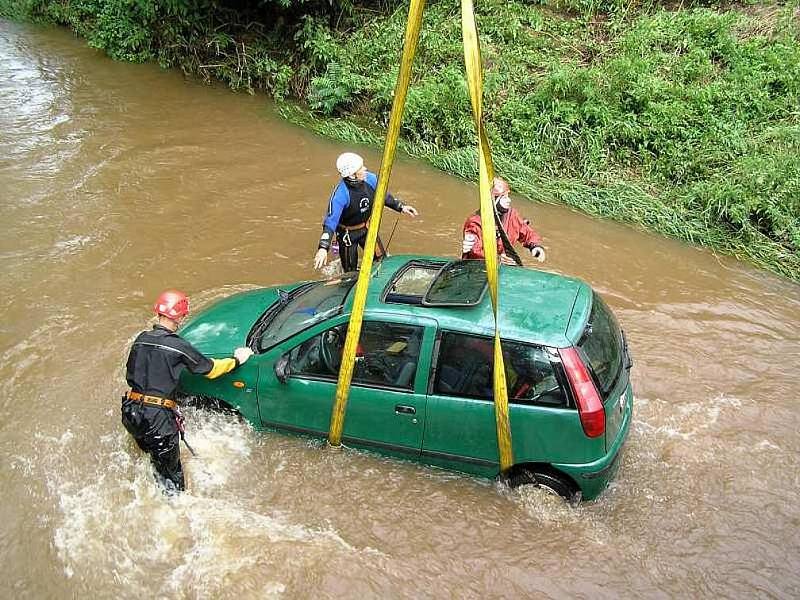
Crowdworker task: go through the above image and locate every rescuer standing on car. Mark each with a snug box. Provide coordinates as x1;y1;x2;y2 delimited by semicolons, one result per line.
313;152;419;272
121;290;254;493
461;176;546;266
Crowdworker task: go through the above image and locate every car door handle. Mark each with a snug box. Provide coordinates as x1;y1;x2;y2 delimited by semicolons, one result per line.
395;404;416;415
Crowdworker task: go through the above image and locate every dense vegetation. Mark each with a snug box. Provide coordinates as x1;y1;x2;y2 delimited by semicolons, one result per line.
3;0;798;280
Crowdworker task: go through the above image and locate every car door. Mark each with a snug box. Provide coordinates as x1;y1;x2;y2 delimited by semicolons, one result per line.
422;331;500;477
257;315;436;460
422;331;578;478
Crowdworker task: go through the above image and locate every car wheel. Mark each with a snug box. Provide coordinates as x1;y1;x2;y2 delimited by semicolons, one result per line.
185;394;239;416
506;468;581;504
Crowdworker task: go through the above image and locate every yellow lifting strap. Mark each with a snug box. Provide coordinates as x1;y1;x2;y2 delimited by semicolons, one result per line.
328;0;428;447
328;0;514;474
461;0;514;471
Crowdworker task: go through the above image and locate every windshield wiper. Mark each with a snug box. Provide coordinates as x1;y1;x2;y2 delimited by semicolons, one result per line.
246;283;317;349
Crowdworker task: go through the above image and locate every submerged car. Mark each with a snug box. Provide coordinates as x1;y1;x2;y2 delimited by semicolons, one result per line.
179;255;633;501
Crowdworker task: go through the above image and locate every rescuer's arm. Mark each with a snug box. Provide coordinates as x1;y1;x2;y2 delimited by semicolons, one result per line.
514;210;546;262
177;334;254;380
202;348;253;379
315;183;349;269
462;217;485;259
366;172;418;217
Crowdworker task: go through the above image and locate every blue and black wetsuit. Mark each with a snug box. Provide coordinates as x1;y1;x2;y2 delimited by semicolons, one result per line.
318;171;404;272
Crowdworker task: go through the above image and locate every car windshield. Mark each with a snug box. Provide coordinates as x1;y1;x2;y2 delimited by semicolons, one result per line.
256;276;356;351
578;293;623;396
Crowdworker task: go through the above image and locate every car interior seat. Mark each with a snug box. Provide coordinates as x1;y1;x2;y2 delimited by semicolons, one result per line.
390;331;422;388
393;361;417;388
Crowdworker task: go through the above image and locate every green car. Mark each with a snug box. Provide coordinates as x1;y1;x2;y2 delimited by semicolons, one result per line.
179;256;633;502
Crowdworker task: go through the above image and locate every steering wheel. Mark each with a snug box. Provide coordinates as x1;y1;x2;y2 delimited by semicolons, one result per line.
320;330;340;374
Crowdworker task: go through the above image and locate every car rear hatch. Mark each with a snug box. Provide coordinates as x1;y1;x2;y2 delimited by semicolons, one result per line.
576;293;632;452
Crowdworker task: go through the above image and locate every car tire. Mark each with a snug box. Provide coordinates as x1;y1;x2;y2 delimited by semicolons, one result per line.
506;468;581;504
184;394;240;417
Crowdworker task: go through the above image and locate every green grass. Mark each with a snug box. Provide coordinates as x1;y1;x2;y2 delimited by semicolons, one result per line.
3;0;798;280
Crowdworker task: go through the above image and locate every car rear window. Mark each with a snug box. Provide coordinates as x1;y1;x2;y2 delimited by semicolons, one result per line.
578;293;623;396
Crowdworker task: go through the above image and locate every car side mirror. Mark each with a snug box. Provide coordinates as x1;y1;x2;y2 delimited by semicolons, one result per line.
274;354;291;384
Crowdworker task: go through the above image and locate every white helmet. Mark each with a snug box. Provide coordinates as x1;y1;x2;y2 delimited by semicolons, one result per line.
336;152;364;178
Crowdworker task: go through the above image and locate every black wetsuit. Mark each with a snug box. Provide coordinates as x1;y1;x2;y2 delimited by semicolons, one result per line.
121;324;215;492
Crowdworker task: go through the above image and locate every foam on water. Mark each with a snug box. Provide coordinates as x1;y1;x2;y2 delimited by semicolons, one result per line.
41;409;385;597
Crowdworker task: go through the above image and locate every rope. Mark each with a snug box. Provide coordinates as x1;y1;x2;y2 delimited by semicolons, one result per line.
383;211;402;256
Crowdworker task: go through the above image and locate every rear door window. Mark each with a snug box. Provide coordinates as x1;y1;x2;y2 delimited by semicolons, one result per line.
578;293;623;396
432;332;567;407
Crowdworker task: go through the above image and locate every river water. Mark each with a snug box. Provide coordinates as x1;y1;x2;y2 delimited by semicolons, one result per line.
1;21;799;599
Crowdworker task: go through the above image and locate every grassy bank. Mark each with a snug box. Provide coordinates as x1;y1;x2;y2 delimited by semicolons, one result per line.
3;0;798;280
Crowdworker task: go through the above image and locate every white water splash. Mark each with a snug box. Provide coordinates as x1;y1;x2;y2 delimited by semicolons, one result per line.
42;411;384;597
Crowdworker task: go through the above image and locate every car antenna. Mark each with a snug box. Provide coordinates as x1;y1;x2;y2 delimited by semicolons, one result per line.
374;212;401;279
382;211;402;256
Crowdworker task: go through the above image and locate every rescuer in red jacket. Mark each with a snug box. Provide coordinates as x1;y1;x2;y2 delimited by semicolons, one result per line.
461;177;546;266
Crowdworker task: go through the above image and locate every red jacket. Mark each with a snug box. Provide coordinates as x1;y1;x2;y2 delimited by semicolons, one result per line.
462;208;542;260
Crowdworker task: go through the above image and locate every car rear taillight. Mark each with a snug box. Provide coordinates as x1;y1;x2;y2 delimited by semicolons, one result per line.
559;347;605;438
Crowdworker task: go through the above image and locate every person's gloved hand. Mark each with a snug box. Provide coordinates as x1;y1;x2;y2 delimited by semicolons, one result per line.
401;204;419;217
530;246;546;262
500;253;517;266
314;248;328;270
234;347;254;365
462;232;477;254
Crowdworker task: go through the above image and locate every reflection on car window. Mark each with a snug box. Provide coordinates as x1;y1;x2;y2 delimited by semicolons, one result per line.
288;321;424;390
579;293;623;396
383;261;442;305
433;332;566;407
257;277;355;352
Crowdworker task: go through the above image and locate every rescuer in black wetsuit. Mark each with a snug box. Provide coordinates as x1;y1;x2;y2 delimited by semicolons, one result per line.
121;289;253;492
313;152;419;272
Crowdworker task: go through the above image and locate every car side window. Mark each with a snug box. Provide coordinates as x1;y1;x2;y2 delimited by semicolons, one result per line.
433;332;567;407
288;322;424;390
505;343;566;407
287;326;343;378
433;333;494;399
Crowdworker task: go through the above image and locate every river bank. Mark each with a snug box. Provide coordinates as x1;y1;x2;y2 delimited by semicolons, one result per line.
2;20;800;597
2;0;798;281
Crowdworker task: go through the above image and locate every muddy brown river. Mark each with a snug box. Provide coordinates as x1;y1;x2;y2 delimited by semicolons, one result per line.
1;20;799;599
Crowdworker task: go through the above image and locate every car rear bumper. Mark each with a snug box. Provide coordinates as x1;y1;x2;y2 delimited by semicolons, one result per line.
553;385;633;501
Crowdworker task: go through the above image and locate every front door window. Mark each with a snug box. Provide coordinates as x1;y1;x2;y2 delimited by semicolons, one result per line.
288;321;424;391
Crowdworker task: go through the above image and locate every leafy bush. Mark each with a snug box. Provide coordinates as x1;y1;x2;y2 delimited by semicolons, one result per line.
3;0;798;279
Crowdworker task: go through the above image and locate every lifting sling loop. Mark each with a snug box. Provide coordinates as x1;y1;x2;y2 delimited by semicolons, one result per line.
328;0;515;473
461;0;513;471
328;0;427;447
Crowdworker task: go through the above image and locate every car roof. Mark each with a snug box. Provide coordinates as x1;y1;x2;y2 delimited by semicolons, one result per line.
342;255;592;348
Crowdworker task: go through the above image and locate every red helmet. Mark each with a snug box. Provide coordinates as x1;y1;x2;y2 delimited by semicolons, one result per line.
491;177;511;199
153;290;189;319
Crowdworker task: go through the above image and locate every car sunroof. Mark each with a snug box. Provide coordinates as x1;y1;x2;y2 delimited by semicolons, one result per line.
383;260;444;305
422;260;487;307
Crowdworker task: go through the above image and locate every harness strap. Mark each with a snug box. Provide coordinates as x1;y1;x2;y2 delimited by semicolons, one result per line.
339;221;368;232
126;391;177;410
